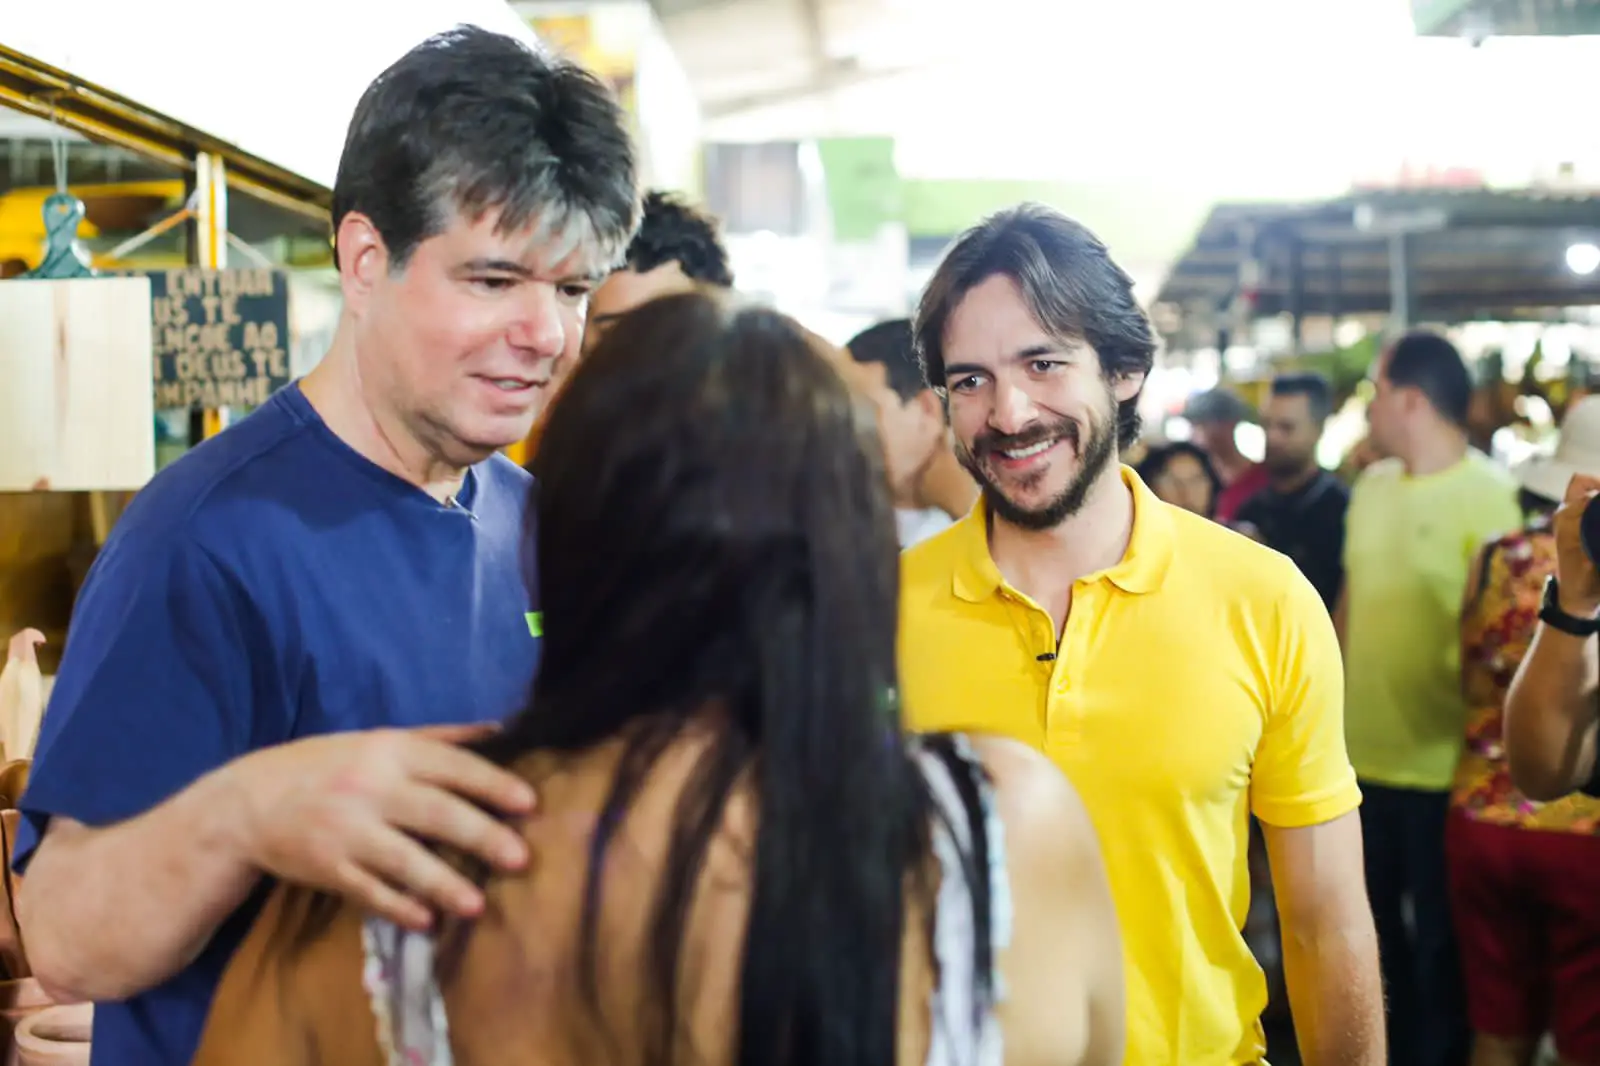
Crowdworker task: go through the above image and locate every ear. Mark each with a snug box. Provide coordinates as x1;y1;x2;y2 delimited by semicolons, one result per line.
1112;369;1146;404
335;212;391;316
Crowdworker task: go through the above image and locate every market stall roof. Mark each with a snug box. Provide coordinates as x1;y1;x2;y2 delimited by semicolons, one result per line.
1412;0;1600;35
1153;187;1600;326
1;0;539;201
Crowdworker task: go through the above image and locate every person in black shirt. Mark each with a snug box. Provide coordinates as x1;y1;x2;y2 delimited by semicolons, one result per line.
1235;372;1348;610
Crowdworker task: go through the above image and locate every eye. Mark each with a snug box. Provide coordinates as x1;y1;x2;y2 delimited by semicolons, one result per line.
471;276;518;292
948;374;984;394
558;282;594;303
1028;358;1063;374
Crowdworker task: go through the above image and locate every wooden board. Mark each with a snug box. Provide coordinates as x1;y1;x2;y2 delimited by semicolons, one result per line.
0;277;155;491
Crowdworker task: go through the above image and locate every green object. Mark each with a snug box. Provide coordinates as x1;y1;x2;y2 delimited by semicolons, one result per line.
22;192;95;280
816;137;901;242
1410;0;1473;33
1412;0;1600;34
525;612;543;639
901;178;1218;265
1294;335;1381;409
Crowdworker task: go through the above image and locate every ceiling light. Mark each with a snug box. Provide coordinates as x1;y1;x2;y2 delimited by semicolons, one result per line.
1567;242;1600;276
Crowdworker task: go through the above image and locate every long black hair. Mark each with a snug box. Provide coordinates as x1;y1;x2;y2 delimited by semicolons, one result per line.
474;291;940;1066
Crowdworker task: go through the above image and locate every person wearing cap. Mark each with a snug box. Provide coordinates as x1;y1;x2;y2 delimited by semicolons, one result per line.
1342;330;1520;1066
1448;395;1600;1066
1184;387;1270;524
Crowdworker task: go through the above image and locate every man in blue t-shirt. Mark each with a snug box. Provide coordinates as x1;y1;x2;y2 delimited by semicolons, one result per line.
12;26;640;1066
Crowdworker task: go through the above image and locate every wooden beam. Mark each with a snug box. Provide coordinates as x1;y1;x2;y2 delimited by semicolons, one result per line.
0;45;329;217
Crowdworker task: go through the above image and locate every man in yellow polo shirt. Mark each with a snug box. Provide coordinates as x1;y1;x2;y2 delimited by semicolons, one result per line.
900;203;1383;1066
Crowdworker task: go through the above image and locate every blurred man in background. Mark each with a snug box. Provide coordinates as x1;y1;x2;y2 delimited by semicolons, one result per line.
1340;330;1520;1066
1236;372;1348;610
521;188;732;463
583;188;733;355
1185;387;1270;523
844;318;976;547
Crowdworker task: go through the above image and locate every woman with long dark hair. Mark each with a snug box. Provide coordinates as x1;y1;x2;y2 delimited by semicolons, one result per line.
191;291;1122;1066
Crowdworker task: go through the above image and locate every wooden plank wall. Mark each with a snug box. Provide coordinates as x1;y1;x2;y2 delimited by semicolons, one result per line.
0;277;156;492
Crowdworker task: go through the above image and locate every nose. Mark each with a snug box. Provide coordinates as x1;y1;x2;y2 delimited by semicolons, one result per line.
989;378;1039;436
506;284;568;362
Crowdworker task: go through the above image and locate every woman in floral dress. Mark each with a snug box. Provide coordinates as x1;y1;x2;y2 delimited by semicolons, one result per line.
1448;397;1600;1066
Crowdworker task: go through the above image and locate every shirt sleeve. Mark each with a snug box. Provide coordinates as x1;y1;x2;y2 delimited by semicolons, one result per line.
13;530;288;872
1251;562;1363;828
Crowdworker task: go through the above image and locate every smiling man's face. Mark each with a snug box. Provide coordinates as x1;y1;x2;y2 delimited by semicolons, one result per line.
940;274;1134;530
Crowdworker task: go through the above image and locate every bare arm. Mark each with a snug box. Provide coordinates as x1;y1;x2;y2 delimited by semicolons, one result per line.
1504;622;1600;799
20;726;533;1004
1262;812;1384;1066
19;771;258;1003
1505;472;1600;800
978;737;1124;1066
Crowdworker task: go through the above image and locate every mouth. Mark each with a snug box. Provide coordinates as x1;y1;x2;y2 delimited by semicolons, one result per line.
477;375;547;394
986;435;1068;472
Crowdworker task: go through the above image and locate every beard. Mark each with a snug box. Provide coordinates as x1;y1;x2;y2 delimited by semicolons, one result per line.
1262;447;1308;478
955;392;1119;532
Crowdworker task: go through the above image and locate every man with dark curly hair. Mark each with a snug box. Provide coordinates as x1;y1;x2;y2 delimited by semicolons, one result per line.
583;189;733;353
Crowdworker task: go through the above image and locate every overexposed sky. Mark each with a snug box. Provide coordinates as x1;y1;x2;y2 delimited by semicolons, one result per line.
717;0;1600;195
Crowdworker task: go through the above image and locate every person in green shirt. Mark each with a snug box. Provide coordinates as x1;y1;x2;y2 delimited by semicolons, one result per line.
1338;330;1521;1066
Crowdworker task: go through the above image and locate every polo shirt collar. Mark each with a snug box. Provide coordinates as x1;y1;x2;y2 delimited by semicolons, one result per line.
950;464;1176;603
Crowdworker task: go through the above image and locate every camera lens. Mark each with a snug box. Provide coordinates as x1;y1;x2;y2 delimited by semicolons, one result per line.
1581;494;1600;569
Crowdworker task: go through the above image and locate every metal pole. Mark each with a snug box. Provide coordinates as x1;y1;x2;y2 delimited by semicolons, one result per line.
1287;237;1305;355
1388;231;1412;330
194;151;229;441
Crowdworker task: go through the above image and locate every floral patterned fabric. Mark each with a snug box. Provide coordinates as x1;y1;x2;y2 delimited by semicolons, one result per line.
1450;520;1600;832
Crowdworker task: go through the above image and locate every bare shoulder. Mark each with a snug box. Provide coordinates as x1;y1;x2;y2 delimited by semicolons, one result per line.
967;736;1099;859
962;735;1125;1066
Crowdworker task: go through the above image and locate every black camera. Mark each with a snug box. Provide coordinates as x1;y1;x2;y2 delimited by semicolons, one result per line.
1582;493;1600;568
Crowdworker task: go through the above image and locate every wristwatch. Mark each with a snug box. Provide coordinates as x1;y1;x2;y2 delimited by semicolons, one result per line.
1540;576;1600;638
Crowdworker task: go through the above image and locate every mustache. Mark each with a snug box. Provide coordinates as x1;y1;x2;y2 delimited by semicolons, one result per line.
974;419;1078;458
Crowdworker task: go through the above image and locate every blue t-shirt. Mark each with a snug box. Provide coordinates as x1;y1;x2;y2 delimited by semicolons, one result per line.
14;384;541;1066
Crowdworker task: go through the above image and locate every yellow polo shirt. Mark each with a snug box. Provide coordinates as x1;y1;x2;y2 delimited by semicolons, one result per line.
899;466;1360;1066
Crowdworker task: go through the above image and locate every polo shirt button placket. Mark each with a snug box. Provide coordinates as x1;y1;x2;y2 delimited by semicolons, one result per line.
1040;619;1074;740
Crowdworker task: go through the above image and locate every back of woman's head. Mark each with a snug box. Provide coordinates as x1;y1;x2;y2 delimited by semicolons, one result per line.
494;291;929;1066
528;291;898;731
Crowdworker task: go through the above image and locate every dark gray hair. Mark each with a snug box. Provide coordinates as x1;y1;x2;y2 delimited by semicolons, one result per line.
913;202;1155;449
332;25;640;271
1386;330;1472;429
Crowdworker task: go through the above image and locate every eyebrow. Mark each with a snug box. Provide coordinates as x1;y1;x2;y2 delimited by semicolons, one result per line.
942;343;1063;380
458;258;607;283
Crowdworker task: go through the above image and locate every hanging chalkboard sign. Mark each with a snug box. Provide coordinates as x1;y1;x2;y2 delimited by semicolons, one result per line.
148;268;291;410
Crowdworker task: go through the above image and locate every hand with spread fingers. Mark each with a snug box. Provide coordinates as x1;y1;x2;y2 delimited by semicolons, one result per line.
230;723;534;931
